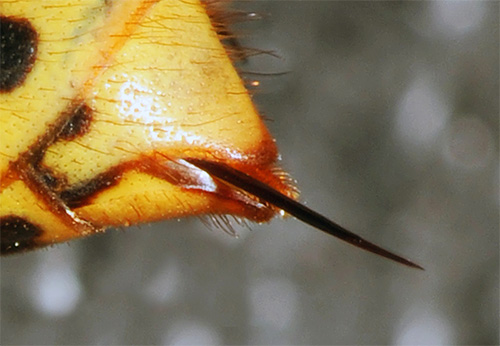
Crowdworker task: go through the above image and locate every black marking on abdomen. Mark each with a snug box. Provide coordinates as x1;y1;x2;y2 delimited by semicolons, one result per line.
0;216;43;255
0;16;38;92
59;103;93;141
59;167;123;208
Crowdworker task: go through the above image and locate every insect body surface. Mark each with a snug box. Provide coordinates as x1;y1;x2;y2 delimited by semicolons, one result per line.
0;0;421;269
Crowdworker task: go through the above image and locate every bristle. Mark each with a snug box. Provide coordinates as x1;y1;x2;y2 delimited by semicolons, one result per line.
199;214;238;237
202;1;286;92
202;0;251;61
271;166;300;199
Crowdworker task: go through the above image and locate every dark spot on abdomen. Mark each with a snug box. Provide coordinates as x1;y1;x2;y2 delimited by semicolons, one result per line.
59;102;94;141
0;216;43;255
0;16;38;93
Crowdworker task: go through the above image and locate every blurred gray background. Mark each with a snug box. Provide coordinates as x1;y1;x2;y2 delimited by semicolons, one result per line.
1;1;498;344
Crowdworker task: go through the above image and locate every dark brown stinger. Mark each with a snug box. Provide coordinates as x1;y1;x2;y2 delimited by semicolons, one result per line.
198;4;422;270
186;159;424;270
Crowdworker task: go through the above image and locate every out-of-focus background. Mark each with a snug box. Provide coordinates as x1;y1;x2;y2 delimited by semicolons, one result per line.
1;1;498;344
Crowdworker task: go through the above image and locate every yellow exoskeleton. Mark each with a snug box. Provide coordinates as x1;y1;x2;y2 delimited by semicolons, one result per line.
0;0;422;269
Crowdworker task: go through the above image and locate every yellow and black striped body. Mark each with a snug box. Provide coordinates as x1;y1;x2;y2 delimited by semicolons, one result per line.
0;0;295;254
